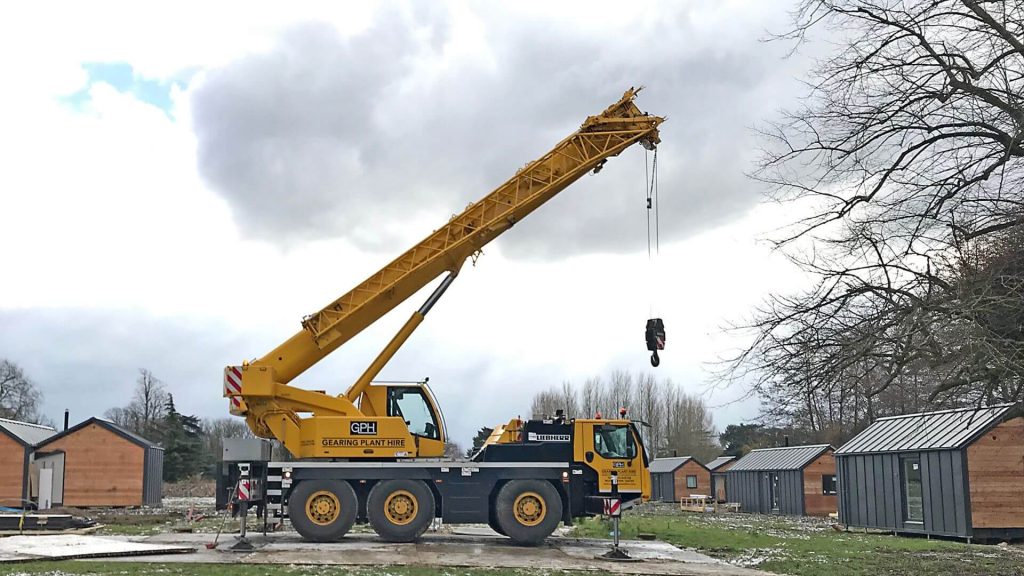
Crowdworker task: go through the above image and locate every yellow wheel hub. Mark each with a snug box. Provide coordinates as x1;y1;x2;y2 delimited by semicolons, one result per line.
513;491;546;527
384;489;418;526
306;490;341;526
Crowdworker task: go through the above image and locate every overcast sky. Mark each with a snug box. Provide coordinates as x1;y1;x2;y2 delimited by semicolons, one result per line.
0;1;816;447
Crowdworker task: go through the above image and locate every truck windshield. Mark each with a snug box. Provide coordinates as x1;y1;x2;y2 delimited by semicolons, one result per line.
594;425;636;459
388;387;440;440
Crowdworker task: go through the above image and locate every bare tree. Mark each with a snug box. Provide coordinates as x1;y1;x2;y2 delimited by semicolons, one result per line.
104;406;136;430
528;372;721;461
104;369;170;439
731;0;1024;433
580;376;602;418
132;369;169;429
443;440;465;460
558;381;580;419
530;388;562;419
0;359;43;423
200;417;255;462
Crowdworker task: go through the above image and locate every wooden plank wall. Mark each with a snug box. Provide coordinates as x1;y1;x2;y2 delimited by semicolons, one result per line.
0;434;25;505
967;417;1024;528
803;451;837;517
673;461;711;499
41;424;144;506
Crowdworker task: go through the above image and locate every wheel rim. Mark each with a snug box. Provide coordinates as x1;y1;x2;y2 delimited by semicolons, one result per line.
384;489;418;526
513;491;546;526
306;490;341;526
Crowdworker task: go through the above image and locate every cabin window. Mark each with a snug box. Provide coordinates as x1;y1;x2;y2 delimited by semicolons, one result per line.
387;387;440;440
902;456;924;522
686;475;698;489
822;475;837;495
593;425;636;459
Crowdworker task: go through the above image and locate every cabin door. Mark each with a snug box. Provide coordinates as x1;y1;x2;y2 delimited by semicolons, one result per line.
38;469;53;510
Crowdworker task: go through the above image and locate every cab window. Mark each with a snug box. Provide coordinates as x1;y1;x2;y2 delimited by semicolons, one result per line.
594;425;636;459
387;387;440;440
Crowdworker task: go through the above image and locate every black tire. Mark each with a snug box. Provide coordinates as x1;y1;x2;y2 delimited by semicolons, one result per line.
287;479;358;542
367;479;435;543
494;480;563;546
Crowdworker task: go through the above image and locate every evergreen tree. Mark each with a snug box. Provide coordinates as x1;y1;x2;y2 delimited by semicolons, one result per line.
465;427;493;458
160;395;206;482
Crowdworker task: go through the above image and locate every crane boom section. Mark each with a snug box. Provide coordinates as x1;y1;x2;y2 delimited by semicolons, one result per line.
260;89;663;385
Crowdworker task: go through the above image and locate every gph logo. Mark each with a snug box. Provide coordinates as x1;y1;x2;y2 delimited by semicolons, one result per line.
350;421;378;435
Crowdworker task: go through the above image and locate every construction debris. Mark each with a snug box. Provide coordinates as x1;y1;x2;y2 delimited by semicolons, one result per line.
0;513;97;533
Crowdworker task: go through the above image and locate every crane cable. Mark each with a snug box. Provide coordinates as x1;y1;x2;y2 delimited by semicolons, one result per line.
643;148;666;367
645;148;660;258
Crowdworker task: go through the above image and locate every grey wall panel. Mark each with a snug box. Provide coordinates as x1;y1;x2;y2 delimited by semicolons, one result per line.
890;453;905;529
727;470;809;516
143;448;164;507
839;450;968;537
939;451;955;533
837;459;848;522
920;451;936;533
781;471;802;516
728;471;764;514
660;473;675;502
885;454;897;528
865;456;877;527
856;457;869;525
652;472;676;502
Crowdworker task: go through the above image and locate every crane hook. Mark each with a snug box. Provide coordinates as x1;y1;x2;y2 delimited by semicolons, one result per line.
645;318;665;368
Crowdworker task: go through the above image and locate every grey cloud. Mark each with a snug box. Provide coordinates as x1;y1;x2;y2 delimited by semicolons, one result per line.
0;309;247;427
0;308;540;446
192;4;805;257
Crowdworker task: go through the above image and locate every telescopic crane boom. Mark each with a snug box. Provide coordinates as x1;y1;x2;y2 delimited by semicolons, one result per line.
225;88;664;460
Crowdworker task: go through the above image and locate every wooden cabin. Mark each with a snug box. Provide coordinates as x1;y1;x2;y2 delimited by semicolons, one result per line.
726;444;836;516
33;418;163;507
0;418;55;507
837;404;1024;541
650;456;711;502
706;455;736;502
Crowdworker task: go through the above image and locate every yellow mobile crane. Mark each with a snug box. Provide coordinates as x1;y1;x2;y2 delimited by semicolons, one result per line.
224;89;664;545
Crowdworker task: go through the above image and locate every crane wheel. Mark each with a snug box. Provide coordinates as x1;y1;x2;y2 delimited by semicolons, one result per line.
494;480;562;546
367;479;435;543
287;479;357;542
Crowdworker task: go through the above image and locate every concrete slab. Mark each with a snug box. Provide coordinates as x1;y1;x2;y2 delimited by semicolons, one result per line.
0;534;194;562
104;531;770;575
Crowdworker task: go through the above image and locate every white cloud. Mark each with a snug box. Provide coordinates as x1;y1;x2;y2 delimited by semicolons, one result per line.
0;0;811;445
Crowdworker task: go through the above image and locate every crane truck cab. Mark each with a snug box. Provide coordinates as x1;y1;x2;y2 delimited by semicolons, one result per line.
476;415;650;499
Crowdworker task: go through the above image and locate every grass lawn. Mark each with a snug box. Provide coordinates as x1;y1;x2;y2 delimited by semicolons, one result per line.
0;563;602;576
572;508;1024;576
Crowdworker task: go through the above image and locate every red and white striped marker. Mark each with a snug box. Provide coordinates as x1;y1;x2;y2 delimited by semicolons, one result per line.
603;498;621;517
237;478;250;502
224;366;244;414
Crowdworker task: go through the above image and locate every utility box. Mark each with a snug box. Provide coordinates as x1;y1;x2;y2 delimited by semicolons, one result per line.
222;438;272;462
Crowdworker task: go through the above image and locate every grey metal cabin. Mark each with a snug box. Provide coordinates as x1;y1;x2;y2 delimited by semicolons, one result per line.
726;444;836;516
836;404;1024;541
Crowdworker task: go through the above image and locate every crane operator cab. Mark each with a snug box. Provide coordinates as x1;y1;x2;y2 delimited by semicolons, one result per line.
353;381;448;459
